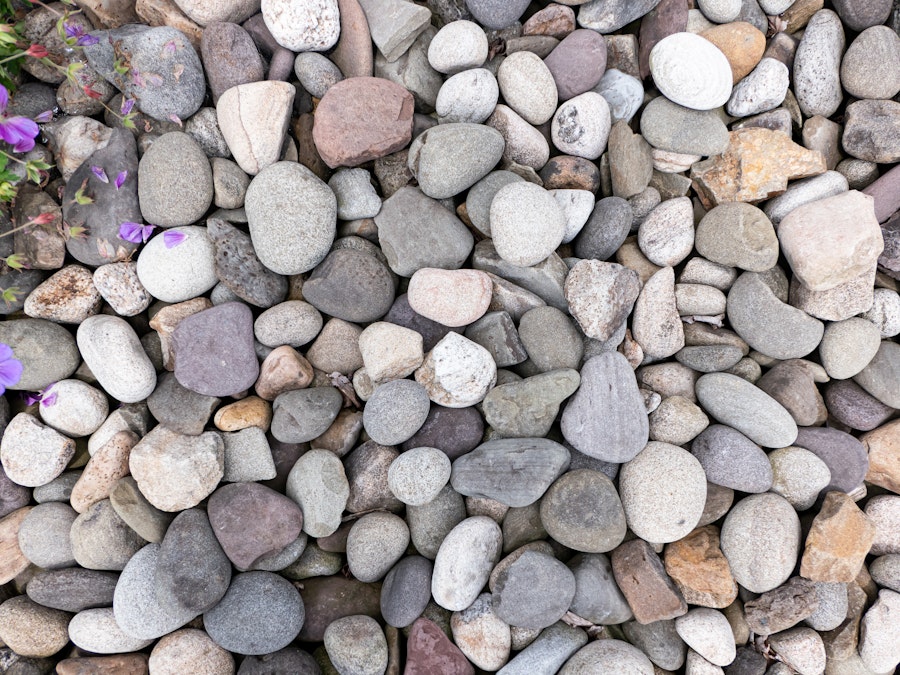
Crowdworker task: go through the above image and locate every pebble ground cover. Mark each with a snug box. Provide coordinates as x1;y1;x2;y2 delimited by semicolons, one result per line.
1;0;900;673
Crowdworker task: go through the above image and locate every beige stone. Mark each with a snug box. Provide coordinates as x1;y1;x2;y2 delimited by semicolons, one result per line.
70;431;138;513
664;526;738;609
0;595;70;658
213;396;272;432
0;507;33;585
254;346;314;401
57;655;150;675
801;492;876;582
135;0;203;48
862;419;900;495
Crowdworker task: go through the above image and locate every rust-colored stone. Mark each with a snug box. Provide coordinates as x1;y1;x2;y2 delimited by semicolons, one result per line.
664;525;738;609
744;576;819;635
313;77;414;169
405;617;474;675
612;538;687;624
213;396;272;432
539;155;601;192
862;419;900;495
331;0;374;78
800;491;876;582
690;128;826;208
292;113;333;181
700;22;766;84
56;654;150;675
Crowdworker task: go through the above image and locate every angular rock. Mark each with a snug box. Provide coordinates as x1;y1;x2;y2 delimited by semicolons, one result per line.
800;491;876;583
611;538;687;625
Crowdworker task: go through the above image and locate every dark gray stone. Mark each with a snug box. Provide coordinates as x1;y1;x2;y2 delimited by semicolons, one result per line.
843;99;900;164
401;404;484;460
26;568;119;613
622;619;686;671
362;379;430;446
206;218;288;309
380;555;433;628
567;553;632;624
238;648;322;675
303;249;395;323
147;371;220;436
691;425;773;493
792;427;869;496
465;0;529;29
201;22;266;104
518;306;584;374
271;386;344;443
492;551;576;630
824;380;895;432
406;484;467;560
465;311;528;368
574;196;633;261
473;239;568;311
0;464;30;519
833;0;892;31
541;469;627;554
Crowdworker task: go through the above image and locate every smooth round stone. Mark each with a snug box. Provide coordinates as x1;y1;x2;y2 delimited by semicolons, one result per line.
149;628;234;675
245;161;336;275
69;607;153;654
561;639;654;674
302;249;395;324
841;26;900;100
451;438;570;508
720;493;801;593
362;379;430;446
407;268;492;327
328;168;381;220
806;582;849;631
324;615;388;675
544;29;607;100
294;52;343;99
76;315;156;403
408;123;505;200
271;386;343;444
675;608;736;667
490;182;566;267
18;502;77;569
552;189;595;244
870;555;900;593
695;372;798;448
540;469;626;553
819;317;882;380
854;341;900;409
638;197;694;267
432;516;502;611
286;449;349;538
698;0;741;22
70;497;145;572
402;405;483;460
381;556;433;628
135;226;218;303
0;319;79;392
346;512;410;583
793;426;869;497
25;568;118;613
640;95;729;156
497;51;558;125
649;395;709;445
493;551;576;630
388;447;451;506
254;301;323;349
114;544;198;640
465;0;529;29
415;332;497;408
825;380;894;432
0;414;76;488
696;203;778;272
487;103;552;169
691;425;773;493
204;571;304;656
35;380;106;438
261;0;339;51
649;32;732;111
138;132;212;227
427;20;488;74
595;69;643;124
499;621;588;675
793;9;845;118
727;272;824;361
550;92;611;160
0;595;71;658
573;196;632;260
619;442;707;544
436;68;499;125
727;57;789;118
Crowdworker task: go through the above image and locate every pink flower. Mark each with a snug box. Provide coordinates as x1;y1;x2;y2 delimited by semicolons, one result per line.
119;221;156;243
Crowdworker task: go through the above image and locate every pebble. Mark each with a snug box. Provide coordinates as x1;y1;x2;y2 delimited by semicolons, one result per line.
859;590;900;673
610;540;686;622
427;20;488;74
92;262;151;317
450;592;511;670
254;301;322;349
76;315;157;403
793;426;869;497
843;99;900;164
567;552;632;624
490;182;566;267
637;197;694;267
863;289;900;338
648;395;709;445
134;225;219;304
286;449;349;538
675;608;736;667
138;132;212;228
109;476;174;544
17;501;76;569
497;51;558;125
854;341;900;409
402;405;483;460
802;492;875;583
550;92;611;160
518;306;583;373
436;68;499;125
380;555;433;628
770;445;830;507
492;550;576;629
431;516;502;611
565;260;640;341
0;413;76;488
691;424;773;493
793;10;845;118
841;26;900;101
303;249;395;323
482;369;580;437
200;22;265;104
294;52;343;99
149;629;234;675
552;189;595;243
649;32;733;110
544;29;607;100
328;169;381;221
578;0;663;33
465;0;529;29
870;555;900;593
23;264;100;324
346;512;409;583
595;69;644;124
640;96;729;156
407;269;491;327
68;607;153;655
0;319;79;392
261;0;339;51
769;627;827;675
720;493;801;593
387;447;451;506
271;386;343;444
866;495;900;556
405;617;474;675
324;615;388;675
498;622;587;675
619;441;708;543
663;525;737;609
0;595;71;658
415;332;497;408
819;317;882;380
358;322;424;384
362;378;430;446
561;639;654;674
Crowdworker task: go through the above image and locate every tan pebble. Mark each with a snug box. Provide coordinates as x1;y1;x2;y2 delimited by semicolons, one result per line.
254;346;314;401
70;431;138;514
213;396;272;432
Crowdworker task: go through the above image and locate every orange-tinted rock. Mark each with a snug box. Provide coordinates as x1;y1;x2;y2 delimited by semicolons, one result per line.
862;419;900;495
690;128;827;208
523;4;575;39
293;113;332;181
612;538;688;624
539;155;601;191
255;346;315;401
213;396;272;432
0;506;33;584
313;77;415;169
700;22;766;84
664;525;738;609
70;431;138;513
56;654;150;675
800;492;876;582
405;617;475;675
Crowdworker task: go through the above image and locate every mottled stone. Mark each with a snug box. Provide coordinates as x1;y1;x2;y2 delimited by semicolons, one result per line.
801;492;876;583
664;526;738;609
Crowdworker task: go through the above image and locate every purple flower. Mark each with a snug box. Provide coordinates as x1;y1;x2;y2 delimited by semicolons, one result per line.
120;98;135;116
163;230;186;248
114;170;127;190
21;392;41;406
34;110;54;123
39;384;57;408
0;342;23;396
119;221;156;244
63;22;99;47
0;84;40;153
91;166;108;183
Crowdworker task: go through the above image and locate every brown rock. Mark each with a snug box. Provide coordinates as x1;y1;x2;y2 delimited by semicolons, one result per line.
23;265;102;324
405;617;475;675
782;0;825;33
0;506;33;585
331;0;374;78
149;297;213;370
313;77;414;169
690;128;827;208
0;595;71;658
134;0;203;49
612;538;688;624
700;22;766;84
663;525;738;609
606;34;640;77
254;346;315;401
638;0;689;79
298;576;382;641
523;4;575;39
311;409;364;457
744;576;819;635
539;155;601;192
862;419;900;495
76;0;141;28
608;121;654;199
801;491;876;582
757;360;828;427
213;396;272;432
802;115;842;171
292;113;332;181
70;431;138;514
57;655;150;674
12;187;65;271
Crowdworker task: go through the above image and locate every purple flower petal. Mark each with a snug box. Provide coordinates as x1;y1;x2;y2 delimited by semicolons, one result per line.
0;84;9;113
0;116;39;152
0;343;13;361
91;166;109;183
40;391;57;407
120;98;135;115
118;221;155;244
63;22;79;39
78;34;100;46
163;230;187;249
114;170;127;190
22;392;41;406
0;343;23;390
34;109;53;123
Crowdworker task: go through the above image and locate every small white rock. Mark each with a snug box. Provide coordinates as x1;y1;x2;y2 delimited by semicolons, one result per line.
650;32;733;111
862;288;900;338
697;0;742;23
261;0;340;51
432;517;503;611
595;68;644;124
859;589;900;674
768;446;832;511
436;68;499;125
552;190;596;244
77;315;157;404
388;447;452;506
69;608;153;654
490;182;566;267
427;20;488;74
726;58;790;118
135;226;218;303
415;332;497;408
551;92;612;160
407;268;493;328
497;51;558;125
675;608;737;667
328;168;382;220
638;196;695;267
358;321;425;383
451;593;512;671
38;380;109;438
0;413;76;488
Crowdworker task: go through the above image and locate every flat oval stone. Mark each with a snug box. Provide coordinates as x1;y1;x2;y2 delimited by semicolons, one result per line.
76;315;156;403
387;447;451;507
498;621;588;675
69;607;153;654
691;425;773;493
302;249;395;324
768;447;832;511
490;182;566;267
324;615;388;675
637;196;694;267
497;51;558;125
727;272;824;360
245;161;336;276
432;516;502;611
578;0;663;33
544;29;607;100
450;438;570;508
619;441;707;544
854;340;900;409
492;551;577;630
695;372;798;448
0;414;76;488
649;32;732;110
641;96;729;156
138;132;212;228
286;449;349;538
407;268;491;327
561;352;649;463
720;493;801;593
408;123;505;199
134;226;218;304
841;26;900;100
271;387;343;444
793;9;845;118
540;469;626;553
0;595;71;659
362;379;430;447
381;556;433;628
18;501;77;569
346;511;409;583
826;380;894;431
695;203;779;272
204;571;304;656
26;568;119;612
